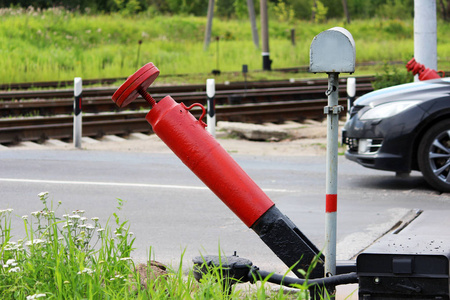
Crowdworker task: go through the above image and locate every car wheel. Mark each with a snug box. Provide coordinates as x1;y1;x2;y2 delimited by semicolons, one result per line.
418;120;450;192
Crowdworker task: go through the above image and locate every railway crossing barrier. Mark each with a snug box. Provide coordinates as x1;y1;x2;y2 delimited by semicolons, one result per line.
108;28;450;299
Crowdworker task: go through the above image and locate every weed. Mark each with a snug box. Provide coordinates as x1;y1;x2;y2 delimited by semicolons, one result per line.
0;192;315;299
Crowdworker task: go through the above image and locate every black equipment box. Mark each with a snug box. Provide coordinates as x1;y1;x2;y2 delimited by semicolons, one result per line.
357;235;450;299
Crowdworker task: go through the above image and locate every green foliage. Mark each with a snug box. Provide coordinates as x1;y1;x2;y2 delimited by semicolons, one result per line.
0;192;317;299
233;0;248;19
166;0;207;16
113;0;142;15
0;193;137;299
273;1;296;24
375;0;413;19
0;0;427;20
2;7;450;84
372;63;414;90
311;0;328;23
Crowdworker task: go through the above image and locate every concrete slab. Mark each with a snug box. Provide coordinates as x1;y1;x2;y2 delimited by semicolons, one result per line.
14;141;44;149
217;121;288;141
101;135;127;142
81;137;100;144
128;132;151;140
43;139;68;147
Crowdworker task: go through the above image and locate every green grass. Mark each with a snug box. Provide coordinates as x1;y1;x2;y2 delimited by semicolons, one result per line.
0;192;318;299
2;7;450;85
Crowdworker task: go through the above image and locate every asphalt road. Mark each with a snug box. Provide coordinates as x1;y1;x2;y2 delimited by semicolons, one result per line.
1;148;449;274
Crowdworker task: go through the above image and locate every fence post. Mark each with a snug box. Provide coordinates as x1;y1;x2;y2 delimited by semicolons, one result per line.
206;78;216;137
74;77;82;148
346;77;356;121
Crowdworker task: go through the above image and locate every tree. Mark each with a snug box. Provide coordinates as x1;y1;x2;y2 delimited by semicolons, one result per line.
438;0;450;21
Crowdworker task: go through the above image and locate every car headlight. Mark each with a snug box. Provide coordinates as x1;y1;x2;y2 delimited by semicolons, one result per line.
360;101;421;120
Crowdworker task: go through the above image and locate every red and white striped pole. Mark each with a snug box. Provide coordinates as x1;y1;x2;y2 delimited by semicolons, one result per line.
324;72;341;277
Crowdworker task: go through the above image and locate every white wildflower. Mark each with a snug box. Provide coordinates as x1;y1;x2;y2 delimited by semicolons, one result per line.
77;268;93;275
97;228;105;232
25;239;45;246
6;259;16;265
8;266;20;273
91;217;99;221
69;215;80;220
26;294;46;300
38;191;48;198
22;215;28;220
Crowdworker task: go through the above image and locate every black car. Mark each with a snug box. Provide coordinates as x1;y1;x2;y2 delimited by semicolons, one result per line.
342;78;450;192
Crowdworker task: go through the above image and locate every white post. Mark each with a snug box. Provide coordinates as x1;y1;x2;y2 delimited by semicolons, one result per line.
206;79;216;137
414;0;437;81
324;72;340;277
74;77;82;148
346;77;356;121
260;0;271;70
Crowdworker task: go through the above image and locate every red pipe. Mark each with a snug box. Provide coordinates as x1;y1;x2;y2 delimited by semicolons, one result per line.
406;58;443;80
146;95;275;228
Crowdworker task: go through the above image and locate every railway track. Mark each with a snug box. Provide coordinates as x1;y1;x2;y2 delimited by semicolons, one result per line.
0;76;375;145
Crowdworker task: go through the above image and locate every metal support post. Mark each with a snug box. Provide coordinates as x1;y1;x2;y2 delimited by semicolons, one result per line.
73;77;82;148
324;72;342;278
206;78;216;137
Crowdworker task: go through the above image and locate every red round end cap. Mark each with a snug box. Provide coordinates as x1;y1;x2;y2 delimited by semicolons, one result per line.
112;62;160;108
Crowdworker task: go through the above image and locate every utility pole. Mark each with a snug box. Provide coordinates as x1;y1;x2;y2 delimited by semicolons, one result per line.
247;0;259;49
260;0;271;70
414;0;437;80
342;0;350;24
204;0;215;50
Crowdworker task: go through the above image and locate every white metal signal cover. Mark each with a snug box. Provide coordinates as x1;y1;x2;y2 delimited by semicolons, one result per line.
309;27;355;73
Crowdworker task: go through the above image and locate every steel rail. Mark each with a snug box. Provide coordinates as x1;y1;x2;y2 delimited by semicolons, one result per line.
0;98;347;145
0;76;375;101
0;83;374;118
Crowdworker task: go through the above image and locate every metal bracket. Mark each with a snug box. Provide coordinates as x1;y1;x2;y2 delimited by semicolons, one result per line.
324;105;344;115
325;85;337;96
